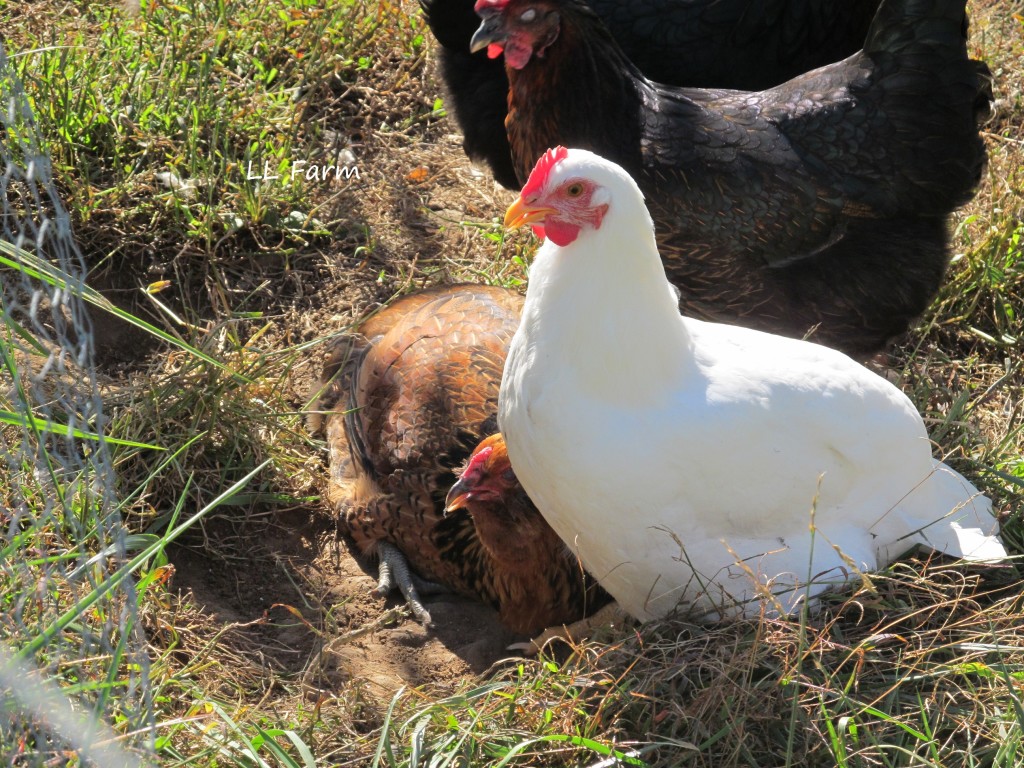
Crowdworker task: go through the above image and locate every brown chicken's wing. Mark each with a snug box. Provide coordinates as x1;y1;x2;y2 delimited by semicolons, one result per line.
313;285;610;634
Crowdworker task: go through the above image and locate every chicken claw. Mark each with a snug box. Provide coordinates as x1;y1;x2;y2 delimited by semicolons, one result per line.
374;541;435;626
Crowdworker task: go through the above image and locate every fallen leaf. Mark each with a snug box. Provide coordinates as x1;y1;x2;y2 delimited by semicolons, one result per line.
406;166;430;183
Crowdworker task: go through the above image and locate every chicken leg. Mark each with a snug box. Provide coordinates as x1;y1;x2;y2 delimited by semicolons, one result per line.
373;541;445;626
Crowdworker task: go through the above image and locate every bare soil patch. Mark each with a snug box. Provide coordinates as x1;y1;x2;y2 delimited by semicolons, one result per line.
167;511;524;698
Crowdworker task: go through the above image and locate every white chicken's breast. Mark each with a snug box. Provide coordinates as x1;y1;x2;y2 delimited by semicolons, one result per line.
498;146;1005;621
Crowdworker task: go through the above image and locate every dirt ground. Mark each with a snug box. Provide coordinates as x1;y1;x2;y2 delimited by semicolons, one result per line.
167;511;526;698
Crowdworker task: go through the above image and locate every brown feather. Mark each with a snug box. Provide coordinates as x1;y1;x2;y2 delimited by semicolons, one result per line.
311;284;606;634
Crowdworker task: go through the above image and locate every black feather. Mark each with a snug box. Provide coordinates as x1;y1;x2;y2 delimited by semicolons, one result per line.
420;0;882;188
497;0;989;354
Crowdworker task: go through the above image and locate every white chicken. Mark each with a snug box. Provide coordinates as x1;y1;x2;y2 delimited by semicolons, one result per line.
498;146;1006;622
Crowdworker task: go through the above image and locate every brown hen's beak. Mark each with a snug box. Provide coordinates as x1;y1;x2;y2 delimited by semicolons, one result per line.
504;196;556;229
470;12;506;54
444;477;472;514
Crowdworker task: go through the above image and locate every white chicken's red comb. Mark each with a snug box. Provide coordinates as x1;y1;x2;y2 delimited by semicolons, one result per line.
522;146;569;201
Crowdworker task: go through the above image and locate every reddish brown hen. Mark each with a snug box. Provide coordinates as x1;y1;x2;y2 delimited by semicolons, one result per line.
310;284;606;635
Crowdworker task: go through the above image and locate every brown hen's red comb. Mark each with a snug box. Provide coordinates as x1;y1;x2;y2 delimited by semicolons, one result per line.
521;146;569;201
464;445;495;476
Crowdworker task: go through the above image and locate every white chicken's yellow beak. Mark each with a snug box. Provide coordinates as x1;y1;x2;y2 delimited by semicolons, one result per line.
504;197;556;229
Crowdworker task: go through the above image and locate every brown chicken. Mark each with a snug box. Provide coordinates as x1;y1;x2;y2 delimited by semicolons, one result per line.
471;0;991;354
445;433;610;634
309;284;606;635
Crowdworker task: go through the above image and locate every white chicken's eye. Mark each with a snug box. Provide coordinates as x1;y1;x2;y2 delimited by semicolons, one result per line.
519;8;537;22
566;182;584;197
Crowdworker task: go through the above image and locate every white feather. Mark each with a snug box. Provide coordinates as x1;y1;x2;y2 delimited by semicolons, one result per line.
499;149;1006;622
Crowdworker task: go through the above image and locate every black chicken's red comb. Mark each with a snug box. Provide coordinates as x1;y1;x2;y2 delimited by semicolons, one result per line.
522;146;568;200
474;0;510;11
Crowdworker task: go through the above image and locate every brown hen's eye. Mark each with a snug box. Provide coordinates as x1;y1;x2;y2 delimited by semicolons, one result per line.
519;8;536;22
566;183;583;197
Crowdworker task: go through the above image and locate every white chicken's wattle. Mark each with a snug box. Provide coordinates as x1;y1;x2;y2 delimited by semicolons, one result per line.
498;146;1006;622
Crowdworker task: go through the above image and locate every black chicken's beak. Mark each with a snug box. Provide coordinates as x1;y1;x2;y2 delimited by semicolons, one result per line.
470;11;507;55
444;477;472;514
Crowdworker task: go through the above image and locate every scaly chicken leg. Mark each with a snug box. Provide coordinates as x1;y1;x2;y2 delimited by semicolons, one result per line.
373;541;435;625
509;602;632;655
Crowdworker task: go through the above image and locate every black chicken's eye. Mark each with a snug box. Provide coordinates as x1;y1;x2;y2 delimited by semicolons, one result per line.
566;183;583;197
519;8;537;22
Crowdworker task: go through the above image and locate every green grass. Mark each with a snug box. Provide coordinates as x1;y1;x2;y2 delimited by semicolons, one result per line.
6;0;417;325
15;0;367;225
1;0;1022;765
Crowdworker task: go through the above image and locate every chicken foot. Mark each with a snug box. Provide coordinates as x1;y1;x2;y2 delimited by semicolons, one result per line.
374;541;446;626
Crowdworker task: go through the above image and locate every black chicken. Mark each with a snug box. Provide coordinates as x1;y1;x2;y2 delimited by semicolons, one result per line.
471;0;991;354
420;0;882;188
